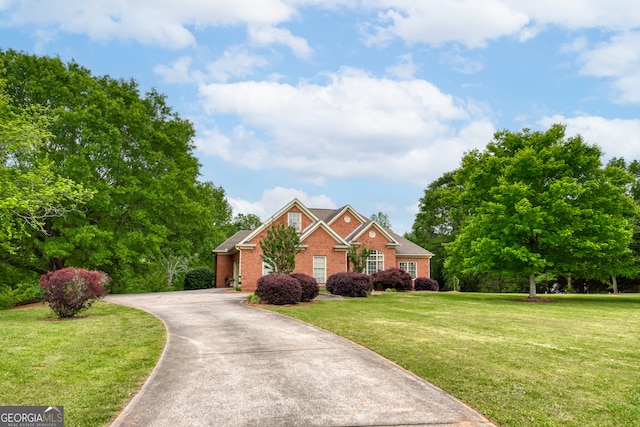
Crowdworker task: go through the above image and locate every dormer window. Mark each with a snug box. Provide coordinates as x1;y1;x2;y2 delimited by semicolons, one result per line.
288;212;302;232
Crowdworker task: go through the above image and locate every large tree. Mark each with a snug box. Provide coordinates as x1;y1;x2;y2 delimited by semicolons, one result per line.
445;124;635;298
406;171;461;286
0;50;234;291
0;85;92;257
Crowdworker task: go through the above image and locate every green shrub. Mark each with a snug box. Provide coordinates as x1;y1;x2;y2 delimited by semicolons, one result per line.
0;282;43;309
255;275;302;305
290;273;319;302
39;267;110;317
183;267;215;290
371;268;413;291
414;277;440;291
326;272;373;297
246;294;260;304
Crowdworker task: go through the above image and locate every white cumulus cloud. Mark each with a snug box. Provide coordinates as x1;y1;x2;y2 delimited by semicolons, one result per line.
577;31;640;103
197;67;494;185
228;187;337;220
540;115;640;161
0;0;297;48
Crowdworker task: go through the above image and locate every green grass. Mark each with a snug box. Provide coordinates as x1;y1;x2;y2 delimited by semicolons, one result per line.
0;301;165;427
266;292;640;427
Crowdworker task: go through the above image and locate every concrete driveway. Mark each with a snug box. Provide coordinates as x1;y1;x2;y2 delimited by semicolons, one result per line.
106;289;494;427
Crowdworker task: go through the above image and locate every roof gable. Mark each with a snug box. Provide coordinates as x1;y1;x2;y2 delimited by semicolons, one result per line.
300;221;349;247
347;220;398;246
326;205;367;227
241;198;319;244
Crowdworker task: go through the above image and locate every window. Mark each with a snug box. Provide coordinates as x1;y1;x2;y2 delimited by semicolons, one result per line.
288;212;302;232
399;261;417;279
365;249;384;275
262;261;274;276
313;256;326;283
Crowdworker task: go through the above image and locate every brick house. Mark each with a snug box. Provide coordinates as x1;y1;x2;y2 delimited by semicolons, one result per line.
213;199;433;292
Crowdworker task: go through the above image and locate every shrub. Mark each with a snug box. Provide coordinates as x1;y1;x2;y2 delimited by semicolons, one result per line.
39;267;110;317
372;268;413;291
183;267;215;290
326;272;373;297
414;277;440;291
0;282;43;309
290;273;320;302
246;294;260;304
255;274;302;305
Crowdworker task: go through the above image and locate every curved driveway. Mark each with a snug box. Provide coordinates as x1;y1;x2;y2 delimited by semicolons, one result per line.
107;289;494;427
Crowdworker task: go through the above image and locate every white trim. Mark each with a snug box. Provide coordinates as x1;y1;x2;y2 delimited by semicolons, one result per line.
240;198;320;245
299;221;349;246
350;222;399;246
326;205;367;226
313;256;327;283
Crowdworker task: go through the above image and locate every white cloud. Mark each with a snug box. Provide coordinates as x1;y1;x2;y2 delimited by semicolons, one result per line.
560;36;589;54
385;53;418;79
206;47;269;82
228;187;336;220
197;68;494;185
1;0;296;48
577;32;640;103
539;115;640;161
5;0;640;52
363;0;529;48
248;25;313;59
154;57;199;84
508;0;640;32
439;49;484;74
358;1;640;49
154;48;269;85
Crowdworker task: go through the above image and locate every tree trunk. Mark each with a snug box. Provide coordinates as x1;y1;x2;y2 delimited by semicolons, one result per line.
612;275;619;294
566;274;573;293
528;274;537;298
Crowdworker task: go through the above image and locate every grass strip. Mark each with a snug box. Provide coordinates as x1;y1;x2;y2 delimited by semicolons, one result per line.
0;301;165;426
266;292;640;427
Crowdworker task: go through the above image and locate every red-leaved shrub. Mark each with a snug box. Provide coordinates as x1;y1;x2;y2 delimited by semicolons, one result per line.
371;268;413;291
414;277;439;291
289;273;319;302
255;274;302;305
39;267;110;317
326;272;373;297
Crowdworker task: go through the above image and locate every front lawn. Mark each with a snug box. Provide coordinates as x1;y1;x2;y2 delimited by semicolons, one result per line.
266;292;640;427
0;301;165;426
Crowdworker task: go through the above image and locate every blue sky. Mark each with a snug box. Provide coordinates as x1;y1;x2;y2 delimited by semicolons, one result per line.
2;1;640;234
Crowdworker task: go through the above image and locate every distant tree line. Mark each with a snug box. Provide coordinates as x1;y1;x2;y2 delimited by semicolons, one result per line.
407;125;640;295
0;50;258;298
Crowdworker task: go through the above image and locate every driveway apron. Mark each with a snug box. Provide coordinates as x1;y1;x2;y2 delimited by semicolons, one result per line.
107;289;494;427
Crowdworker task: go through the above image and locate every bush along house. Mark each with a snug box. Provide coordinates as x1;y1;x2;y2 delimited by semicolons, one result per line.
213;199;434;293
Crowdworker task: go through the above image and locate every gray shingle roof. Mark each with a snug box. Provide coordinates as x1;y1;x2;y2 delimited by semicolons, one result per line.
213;203;433;257
388;230;434;257
212;230;253;253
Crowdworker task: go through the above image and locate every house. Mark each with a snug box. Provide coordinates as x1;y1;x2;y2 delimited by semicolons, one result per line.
213;199;433;292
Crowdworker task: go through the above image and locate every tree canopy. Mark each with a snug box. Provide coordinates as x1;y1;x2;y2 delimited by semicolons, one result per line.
0;50;235;292
406;171;461;285
259;223;303;275
0;85;93;255
437;124;636;296
370;211;392;229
